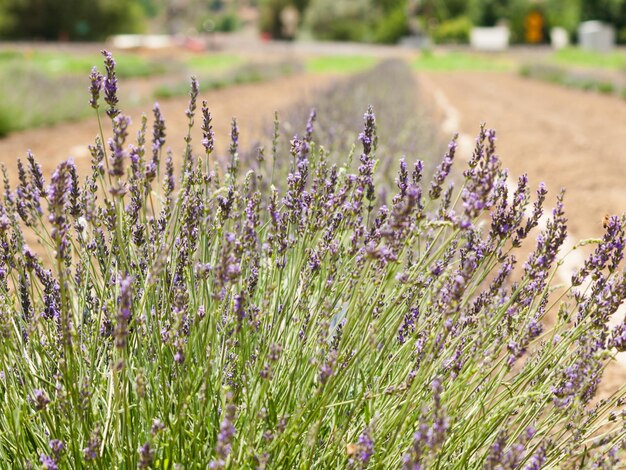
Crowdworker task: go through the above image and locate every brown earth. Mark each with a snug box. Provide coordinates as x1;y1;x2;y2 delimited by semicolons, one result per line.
418;70;626;241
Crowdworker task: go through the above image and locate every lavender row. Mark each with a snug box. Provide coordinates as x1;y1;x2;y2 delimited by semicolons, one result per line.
0;52;625;468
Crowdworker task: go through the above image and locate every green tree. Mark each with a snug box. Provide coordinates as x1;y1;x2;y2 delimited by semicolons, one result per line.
0;0;145;40
546;0;581;34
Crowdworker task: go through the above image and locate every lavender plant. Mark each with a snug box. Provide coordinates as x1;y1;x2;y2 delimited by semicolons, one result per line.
281;60;443;182
1;52;626;469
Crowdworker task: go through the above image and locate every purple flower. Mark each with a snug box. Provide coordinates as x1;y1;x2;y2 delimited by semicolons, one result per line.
572;215;624;286
610;323;626;351
88;66;103;109
429;135;457;200
523;444;547;470
33;389;49;410
350;426;374;469
138;442;153;469
146;103;166;183
114;275;132;349
82;438;99;462
201;100;214;157
49;439;65;460
108;114;131;180
101;50;119;118
39;454;58;470
305;108;316;142
402;378;448;468
151;419;165;436
185;76;199;120
397;307;419;344
210;395;236;468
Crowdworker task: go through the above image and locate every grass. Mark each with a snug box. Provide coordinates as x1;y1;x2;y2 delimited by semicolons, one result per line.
412;50;512;72
305;55;379;74
0;50;168;78
183;53;243;74
519;63;625;99
552;47;626;71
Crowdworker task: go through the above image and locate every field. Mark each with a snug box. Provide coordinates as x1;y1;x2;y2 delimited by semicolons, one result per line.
1;40;626;468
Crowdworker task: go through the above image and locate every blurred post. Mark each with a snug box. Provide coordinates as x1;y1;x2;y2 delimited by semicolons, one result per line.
280;5;299;40
524;10;544;43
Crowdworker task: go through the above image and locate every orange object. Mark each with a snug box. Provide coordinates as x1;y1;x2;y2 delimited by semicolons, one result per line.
525;10;544;43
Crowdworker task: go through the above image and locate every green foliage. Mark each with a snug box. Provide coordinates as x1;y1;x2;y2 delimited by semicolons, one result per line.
416;0;468;22
0;63;90;134
0;51;167;78
374;5;410;43
520;62;623;98
304;0;373;42
184;54;243;74
416;0;626;43
303;0;409;43
305;55;378;74
432;16;473;44
553;47;626;70
545;0;581;34
0;0;145;40
0;104;14;138
413;51;511;71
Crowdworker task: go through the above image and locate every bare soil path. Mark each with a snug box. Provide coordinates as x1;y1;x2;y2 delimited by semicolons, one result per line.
418;70;626;240
0;71;337;179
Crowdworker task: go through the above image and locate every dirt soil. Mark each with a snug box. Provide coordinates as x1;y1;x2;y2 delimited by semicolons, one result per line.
418;70;626;241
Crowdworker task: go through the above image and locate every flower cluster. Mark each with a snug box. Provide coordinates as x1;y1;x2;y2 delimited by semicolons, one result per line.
0;53;625;469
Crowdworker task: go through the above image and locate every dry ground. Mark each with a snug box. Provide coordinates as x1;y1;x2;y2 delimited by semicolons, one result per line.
418;70;626;240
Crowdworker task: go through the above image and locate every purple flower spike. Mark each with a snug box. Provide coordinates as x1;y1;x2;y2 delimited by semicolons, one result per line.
33;388;50;410
201;100;214;157
429;135;458;200
109;114;131;179
88;66;103;109
186;76;199;121
101;50;119;118
138;442;153;469
210;394;236;468
350;426;374;469
40;454;58;470
114;275;132;350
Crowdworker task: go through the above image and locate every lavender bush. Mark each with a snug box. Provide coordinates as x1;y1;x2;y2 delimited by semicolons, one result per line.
279;59;444;196
1;52;626;468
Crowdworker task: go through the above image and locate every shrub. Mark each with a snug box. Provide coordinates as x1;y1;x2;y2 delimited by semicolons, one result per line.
432;16;473;44
0;0;144;40
373;6;409;44
1;51;626;468
597;81;616;94
304;0;373;42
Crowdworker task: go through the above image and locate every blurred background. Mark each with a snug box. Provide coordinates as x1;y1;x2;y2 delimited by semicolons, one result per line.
0;0;624;45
